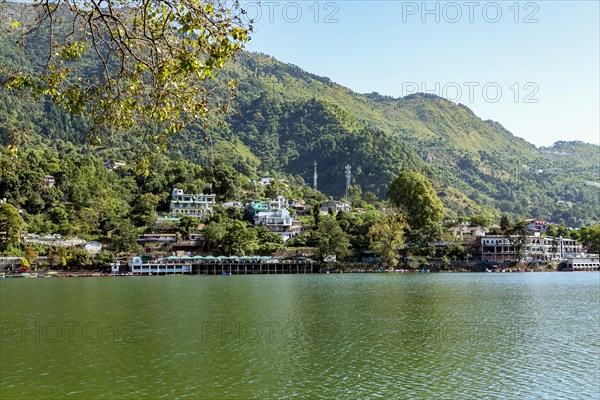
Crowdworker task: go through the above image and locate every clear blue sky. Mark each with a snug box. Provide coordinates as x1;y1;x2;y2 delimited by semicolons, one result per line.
242;1;599;147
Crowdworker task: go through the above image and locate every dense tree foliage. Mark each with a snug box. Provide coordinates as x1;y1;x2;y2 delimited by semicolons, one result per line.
313;216;351;261
0;16;597;232
368;212;405;266
389;171;444;244
1;0;251;167
578;224;600;254
0;202;23;251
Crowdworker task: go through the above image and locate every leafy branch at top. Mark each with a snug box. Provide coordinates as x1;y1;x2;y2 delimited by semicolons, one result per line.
0;0;252;171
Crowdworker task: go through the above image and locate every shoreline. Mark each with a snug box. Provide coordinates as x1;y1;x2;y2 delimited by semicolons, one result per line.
2;268;594;278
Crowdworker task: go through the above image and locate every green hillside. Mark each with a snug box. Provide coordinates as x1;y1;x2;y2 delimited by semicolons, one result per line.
0;4;598;227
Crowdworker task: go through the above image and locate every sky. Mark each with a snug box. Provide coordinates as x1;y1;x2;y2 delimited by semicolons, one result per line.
241;0;600;147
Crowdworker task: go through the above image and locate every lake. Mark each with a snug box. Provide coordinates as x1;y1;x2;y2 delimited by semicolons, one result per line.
1;272;599;399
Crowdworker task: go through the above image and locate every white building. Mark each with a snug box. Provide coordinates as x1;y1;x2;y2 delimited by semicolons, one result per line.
447;225;488;239
320;200;351;215
565;256;599;271
480;235;581;262
170;188;216;219
254;208;300;242
42;175;55;188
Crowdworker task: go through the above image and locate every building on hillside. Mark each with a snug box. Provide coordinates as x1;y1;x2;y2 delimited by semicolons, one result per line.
525;219;550;233
320;200;350;215
222;201;244;209
254;208;299;242
42;175;55;188
479;235;581;262
246;196;286;219
84;241;103;254
259;177;289;187
137;233;178;243
286;199;309;216
170;188;216;219
447;225;488;239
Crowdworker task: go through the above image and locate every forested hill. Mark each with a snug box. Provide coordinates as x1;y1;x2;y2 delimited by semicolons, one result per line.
195;52;599;225
0;5;598;226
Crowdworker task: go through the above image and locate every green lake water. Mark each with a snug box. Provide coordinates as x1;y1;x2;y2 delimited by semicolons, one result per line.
1;272;599;399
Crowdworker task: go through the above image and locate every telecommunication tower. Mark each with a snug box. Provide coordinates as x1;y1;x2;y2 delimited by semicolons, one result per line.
344;164;352;200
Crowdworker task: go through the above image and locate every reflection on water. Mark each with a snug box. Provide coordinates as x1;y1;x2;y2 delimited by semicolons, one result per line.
1;273;599;399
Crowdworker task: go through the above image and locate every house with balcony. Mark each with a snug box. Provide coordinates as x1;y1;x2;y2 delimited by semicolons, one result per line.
246;197;302;242
246;196;287;219
479;235;581;262
169;188;216;219
254;208;299;242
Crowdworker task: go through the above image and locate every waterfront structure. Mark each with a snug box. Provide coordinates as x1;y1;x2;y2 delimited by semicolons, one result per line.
126;255;315;275
565;256;599;271
479;235;581;262
170;188;216;218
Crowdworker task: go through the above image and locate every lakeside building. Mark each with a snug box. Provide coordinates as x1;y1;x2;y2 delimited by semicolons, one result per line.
124;255;315;275
479;235;581;262
169;188;216;219
565;256;599;271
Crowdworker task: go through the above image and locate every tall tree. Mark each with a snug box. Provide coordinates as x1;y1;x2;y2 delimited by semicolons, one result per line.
314;216;351;261
578;224;600;254
0;202;23;251
368;212;405;267
110;219;141;254
388;171;443;244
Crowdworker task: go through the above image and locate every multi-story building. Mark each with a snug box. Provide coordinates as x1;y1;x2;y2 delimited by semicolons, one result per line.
248;197;302;242
254;208;301;242
246;196;286;219
170;188;216;219
479;235;581;262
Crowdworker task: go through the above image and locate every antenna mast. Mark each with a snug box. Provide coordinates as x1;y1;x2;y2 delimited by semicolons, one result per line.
344;164;352;200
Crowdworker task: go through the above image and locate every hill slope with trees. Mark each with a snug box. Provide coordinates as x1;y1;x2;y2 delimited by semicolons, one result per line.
0;4;598;227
